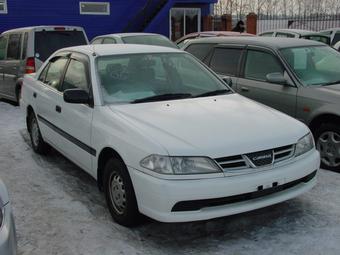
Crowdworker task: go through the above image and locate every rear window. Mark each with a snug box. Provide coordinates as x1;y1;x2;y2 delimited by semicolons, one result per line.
122;35;177;49
185;43;213;61
35;31;87;61
301;35;330;45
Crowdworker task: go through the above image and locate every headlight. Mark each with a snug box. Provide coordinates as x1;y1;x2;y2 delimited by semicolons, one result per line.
295;133;315;157
140;155;222;175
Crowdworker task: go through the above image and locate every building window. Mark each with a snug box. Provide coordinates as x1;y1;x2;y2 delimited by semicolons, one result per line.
80;2;110;15
0;0;8;14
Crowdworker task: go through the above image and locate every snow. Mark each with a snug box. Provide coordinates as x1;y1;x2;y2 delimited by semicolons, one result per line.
0;101;340;255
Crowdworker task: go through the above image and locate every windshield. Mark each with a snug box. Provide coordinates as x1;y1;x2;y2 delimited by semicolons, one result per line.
121;35;178;49
35;31;87;62
280;46;340;86
96;53;230;104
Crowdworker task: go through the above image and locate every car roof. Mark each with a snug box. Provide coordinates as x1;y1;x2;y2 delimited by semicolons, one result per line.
1;25;85;34
186;36;325;49
176;31;254;43
260;29;328;36
60;44;182;56
96;33;165;39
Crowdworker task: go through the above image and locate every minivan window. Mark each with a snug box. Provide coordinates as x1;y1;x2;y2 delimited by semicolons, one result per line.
244;50;284;82
62;59;88;91
185;43;213;61
22;32;28;59
35;31;87;62
0;36;7;60
210;48;243;76
7;33;22;60
44;58;68;89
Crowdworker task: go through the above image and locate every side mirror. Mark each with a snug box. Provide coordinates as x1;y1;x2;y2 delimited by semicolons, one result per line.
63;89;89;104
266;72;287;85
222;76;233;87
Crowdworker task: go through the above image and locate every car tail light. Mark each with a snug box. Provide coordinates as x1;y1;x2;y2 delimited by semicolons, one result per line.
25;57;35;74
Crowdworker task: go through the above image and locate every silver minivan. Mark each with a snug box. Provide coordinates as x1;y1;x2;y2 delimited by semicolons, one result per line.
0;26;88;104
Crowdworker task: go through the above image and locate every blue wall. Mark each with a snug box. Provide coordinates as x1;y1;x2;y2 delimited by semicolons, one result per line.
0;0;217;39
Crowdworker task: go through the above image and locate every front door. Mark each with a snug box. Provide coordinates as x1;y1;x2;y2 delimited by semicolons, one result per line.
236;48;297;117
170;8;201;41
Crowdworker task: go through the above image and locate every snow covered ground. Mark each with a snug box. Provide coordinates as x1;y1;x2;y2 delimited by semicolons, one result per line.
0;101;340;255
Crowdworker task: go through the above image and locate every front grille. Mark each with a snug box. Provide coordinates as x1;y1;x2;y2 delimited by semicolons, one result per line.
215;144;295;171
172;170;317;212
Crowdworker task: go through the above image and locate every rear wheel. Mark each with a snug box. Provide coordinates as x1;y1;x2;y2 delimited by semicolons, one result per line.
103;158;140;227
314;123;340;171
28;112;49;154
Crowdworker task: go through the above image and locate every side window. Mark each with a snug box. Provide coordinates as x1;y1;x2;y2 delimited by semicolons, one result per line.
0;35;8;60
22;32;28;59
38;63;50;82
332;32;340;45
244;50;284;82
210;48;243;76
62;59;89;91
7;33;22;60
45;58;68;89
91;38;103;44
102;38;116;44
276;32;295;38
185;43;213;61
259;32;274;37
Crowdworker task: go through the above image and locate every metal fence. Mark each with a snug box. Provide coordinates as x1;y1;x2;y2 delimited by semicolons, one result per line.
257;14;340;34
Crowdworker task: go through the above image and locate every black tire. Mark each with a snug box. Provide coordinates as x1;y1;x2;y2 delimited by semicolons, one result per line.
103;157;140;227
28;112;50;154
313;122;340;172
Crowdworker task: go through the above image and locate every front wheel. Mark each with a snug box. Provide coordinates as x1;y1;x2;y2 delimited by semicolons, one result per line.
28;113;49;154
103;158;140;227
314;123;340;171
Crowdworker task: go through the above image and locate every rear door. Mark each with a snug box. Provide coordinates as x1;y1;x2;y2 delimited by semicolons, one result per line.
3;33;23;99
236;47;297;117
34;54;69;150
206;45;245;88
58;53;93;173
0;34;8;96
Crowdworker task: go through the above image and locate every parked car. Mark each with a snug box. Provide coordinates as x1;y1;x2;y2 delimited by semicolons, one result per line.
21;44;319;226
259;29;331;45
0;178;17;255
91;33;178;48
320;27;340;46
175;31;255;48
183;36;340;171
0;26;89;104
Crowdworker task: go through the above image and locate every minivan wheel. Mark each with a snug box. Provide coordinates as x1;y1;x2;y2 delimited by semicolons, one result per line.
103;158;140;227
314;123;340;171
28;113;49;154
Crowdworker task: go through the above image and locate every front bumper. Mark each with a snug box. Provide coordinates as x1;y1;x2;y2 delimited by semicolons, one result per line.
0;203;17;255
129;150;320;223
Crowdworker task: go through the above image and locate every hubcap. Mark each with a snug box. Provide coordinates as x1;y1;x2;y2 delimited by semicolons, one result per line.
317;131;340;168
31;118;40;147
109;171;126;215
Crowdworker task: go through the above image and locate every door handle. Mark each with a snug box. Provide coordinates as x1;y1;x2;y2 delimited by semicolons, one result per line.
33;92;37;98
241;87;249;92
55;105;62;113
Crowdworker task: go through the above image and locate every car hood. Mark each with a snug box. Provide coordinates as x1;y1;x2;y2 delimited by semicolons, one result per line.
109;94;308;158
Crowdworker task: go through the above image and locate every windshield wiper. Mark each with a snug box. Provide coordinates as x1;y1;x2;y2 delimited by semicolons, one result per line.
194;89;230;98
321;80;340;86
131;93;192;104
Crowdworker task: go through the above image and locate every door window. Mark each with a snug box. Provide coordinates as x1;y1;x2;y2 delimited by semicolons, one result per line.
0;36;7;60
244;50;284;82
210;48;243;76
44;58;68;89
91;38;103;44
62;59;88;91
332;32;340;45
185;43;214;61
7;33;22;60
102;38;116;44
170;8;201;41
276;32;295;38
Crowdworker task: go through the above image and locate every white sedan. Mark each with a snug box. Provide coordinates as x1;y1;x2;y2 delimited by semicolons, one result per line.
21;44;320;226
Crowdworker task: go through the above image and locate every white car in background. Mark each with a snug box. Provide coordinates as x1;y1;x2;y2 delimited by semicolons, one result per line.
21;44;320;227
0;178;17;255
91;33;178;48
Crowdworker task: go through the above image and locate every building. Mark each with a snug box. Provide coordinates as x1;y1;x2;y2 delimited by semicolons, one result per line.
0;0;217;40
